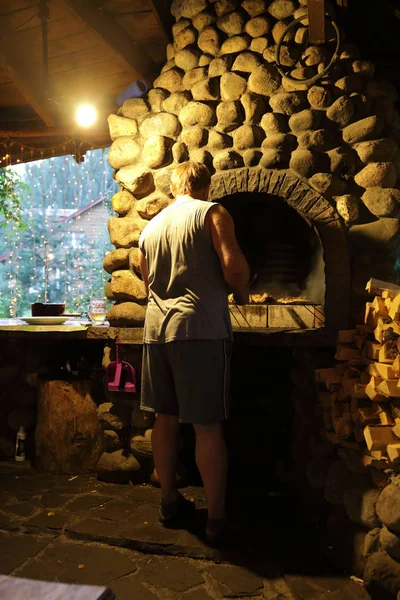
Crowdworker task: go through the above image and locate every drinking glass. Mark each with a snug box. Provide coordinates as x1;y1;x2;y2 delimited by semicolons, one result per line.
88;298;107;325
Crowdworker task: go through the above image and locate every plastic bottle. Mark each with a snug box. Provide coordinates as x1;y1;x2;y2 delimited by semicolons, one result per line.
15;427;26;462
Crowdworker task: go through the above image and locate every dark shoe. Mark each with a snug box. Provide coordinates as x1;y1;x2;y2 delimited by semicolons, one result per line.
205;517;226;545
159;492;195;527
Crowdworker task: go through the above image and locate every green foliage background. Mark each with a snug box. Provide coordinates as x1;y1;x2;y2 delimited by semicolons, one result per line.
0;149;117;317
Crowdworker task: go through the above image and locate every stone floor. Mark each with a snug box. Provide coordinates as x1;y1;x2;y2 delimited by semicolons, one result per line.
0;460;370;600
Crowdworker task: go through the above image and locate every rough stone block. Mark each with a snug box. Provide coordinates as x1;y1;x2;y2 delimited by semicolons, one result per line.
216;11;245;35
269;92;307;115
355;139;398;164
289;109;323;133
174;26;197;52
208;56;232;78
354;162;397;188
307;85;332;109
180;101;216;127
267;0;296;19
198;26;221;56
342;115;384;145
143;136;173;169
174;48;201;71
232;51;262;72
139;113;181;139
153;68;184;93
136;193;169;219
192;77;220;101
220;34;250;54
182;67;209;89
233;124;264;150
107;302;146;327
121;98;150;119
213;150;244;170
220;72;247;101
248;64;281;97
116;167;155;197
162;91;191;116
111;189;136;216
103;249;129;274
244;15;272;37
107;115;138;140
108;138;141;169
216;101;243;132
260;112;289;134
108;215;148;248
362;188;400;218
343;487;381;529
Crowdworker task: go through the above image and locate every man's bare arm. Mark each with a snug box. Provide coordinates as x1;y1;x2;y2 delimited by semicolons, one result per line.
138;249;149;297
208;204;250;305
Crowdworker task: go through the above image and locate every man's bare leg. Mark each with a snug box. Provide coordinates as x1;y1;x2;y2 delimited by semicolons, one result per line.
151;414;179;503
194;422;227;520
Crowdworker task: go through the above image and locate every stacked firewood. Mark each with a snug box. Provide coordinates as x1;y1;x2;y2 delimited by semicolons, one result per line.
316;278;400;469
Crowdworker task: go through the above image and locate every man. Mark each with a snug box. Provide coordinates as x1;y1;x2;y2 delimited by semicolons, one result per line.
138;161;250;543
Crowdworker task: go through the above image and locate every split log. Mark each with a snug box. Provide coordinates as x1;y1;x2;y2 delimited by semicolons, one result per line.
392;418;400;438
335;345;361;361
363;425;399;451
35;380;102;474
392;356;400;375
365;376;387;402
387;444;400;463
377;379;400;398
365;278;400;296
372;296;389;318
364;341;381;360
389;293;400;320
364;302;376;327
369;362;398;380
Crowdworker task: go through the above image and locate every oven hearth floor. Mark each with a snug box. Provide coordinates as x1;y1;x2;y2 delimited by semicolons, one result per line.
0;461;369;600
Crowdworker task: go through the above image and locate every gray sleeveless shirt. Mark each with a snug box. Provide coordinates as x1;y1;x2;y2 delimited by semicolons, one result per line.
139;197;233;344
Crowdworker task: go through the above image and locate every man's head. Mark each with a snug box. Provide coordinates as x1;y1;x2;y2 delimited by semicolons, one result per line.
170;161;211;201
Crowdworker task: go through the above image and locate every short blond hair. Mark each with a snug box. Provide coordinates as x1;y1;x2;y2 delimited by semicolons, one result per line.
170;161;211;197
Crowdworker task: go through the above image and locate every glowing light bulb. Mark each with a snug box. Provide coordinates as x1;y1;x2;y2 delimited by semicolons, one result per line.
76;104;97;127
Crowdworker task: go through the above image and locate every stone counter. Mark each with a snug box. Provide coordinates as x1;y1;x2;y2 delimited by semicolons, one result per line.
0;319;335;347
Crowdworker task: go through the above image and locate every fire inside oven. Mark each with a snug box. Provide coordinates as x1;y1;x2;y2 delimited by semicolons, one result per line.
218;192;326;329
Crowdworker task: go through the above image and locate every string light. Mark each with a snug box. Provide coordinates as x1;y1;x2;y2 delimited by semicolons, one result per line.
0;144;116;317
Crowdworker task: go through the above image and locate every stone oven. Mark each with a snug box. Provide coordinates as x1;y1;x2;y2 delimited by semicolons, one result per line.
103;0;400;333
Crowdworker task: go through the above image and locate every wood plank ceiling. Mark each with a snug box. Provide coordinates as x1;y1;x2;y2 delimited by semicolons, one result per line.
0;0;171;163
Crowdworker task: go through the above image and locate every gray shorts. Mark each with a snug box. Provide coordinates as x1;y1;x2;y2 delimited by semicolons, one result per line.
140;339;232;424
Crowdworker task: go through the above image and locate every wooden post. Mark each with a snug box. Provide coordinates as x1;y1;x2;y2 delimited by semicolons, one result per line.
308;0;325;44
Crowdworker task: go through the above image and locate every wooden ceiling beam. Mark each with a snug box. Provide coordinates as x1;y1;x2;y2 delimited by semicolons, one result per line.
60;0;158;80
148;0;174;42
0;22;59;127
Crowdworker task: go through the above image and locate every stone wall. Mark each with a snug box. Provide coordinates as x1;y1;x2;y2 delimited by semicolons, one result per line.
105;0;400;327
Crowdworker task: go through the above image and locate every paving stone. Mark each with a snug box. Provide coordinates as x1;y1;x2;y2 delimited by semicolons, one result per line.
138;556;204;592
16;538;136;585
109;574;158;600
66;518;125;546
65;494;111;512
4;501;40;518
0;512;20;531
122;484;160;505
207;564;264;597
40;492;71;508
90;499;140;521
285;574;361;599
0;531;49;574
24;510;70;531
182;589;214;600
